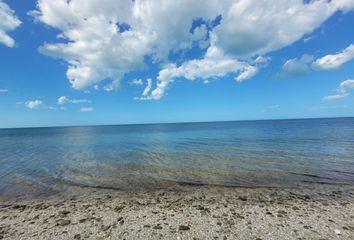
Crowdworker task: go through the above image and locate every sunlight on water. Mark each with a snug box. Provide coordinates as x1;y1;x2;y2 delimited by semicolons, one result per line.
0;118;354;199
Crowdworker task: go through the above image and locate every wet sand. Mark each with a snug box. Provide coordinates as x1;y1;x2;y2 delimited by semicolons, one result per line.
1;184;354;240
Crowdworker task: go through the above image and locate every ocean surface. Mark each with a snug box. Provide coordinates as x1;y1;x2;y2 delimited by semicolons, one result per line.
1;117;354;199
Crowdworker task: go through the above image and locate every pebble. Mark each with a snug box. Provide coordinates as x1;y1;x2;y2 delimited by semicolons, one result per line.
334;229;342;235
114;206;125;212
153;225;163;230
74;234;81;239
278;210;287;215
59;210;70;216
101;225;111;231
238;196;248;201
179;225;190;231
57;219;71;226
79;218;87;223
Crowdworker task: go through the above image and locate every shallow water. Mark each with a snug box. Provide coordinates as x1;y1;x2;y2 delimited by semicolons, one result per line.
1;118;354;199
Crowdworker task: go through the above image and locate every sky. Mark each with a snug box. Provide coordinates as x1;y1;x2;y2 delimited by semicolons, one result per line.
0;0;354;128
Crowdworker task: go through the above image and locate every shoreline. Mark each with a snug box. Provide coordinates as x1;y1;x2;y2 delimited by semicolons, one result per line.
1;183;354;239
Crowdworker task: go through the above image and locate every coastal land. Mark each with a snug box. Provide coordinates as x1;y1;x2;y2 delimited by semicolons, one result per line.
1;183;354;240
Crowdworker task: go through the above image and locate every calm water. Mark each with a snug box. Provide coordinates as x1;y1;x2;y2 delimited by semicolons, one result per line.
1;118;354;199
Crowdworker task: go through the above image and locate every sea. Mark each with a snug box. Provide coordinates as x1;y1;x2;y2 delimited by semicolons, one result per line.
0;117;354;199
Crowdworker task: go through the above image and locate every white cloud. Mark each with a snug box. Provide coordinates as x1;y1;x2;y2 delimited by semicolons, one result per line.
323;79;354;100
80;107;94;112
313;44;354;70
142;43;259;100
235;65;258;82
19;100;60;110
323;92;349;100
103;80;120;92
32;0;149;91
26;100;43;109
332;0;354;12
253;56;271;66
31;0;354;98
213;0;350;59
57;96;68;105
142;78;152;97
0;88;9;93
57;96;91;105
339;79;354;89
0;1;21;47
279;54;314;77
279;44;354;77
131;79;143;86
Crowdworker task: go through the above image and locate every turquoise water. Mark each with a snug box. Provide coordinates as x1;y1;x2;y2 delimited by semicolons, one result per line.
0;118;354;198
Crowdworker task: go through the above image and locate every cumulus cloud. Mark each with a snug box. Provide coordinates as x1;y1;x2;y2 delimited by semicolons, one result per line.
279;54;314;77
312;44;354;70
213;0;343;59
57;96;68;105
141;43;259;100
26;100;43;109
278;44;354;77
333;0;354;12
31;0;354;98
18;100;60;110
80;107;94;112
0;1;21;47
323;79;354;100
57;96;91;105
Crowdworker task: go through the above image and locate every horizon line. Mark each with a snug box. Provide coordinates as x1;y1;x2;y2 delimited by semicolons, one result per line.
1;116;353;130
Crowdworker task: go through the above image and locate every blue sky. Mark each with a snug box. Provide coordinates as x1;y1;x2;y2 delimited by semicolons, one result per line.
0;0;353;128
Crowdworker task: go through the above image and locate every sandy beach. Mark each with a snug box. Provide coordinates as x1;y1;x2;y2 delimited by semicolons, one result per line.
1;184;354;240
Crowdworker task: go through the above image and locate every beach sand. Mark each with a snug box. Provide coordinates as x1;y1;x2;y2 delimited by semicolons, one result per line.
1;184;354;240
